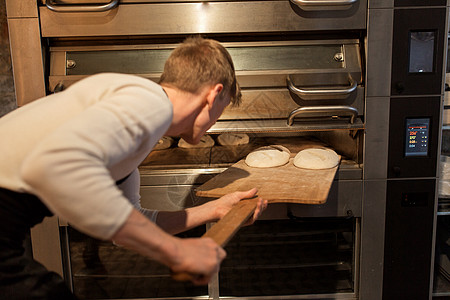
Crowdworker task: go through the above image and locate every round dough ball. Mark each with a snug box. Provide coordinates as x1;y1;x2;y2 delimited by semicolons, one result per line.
293;148;339;170
245;145;291;168
153;136;174;150
217;133;249;146
178;135;215;148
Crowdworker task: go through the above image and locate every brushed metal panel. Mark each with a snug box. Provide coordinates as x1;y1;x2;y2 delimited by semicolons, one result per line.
5;0;38;18
49;51;66;76
368;0;394;9
48;39;362;90
64;44;346;75
7;18;46;105
366;8;393;98
359;179;386;300
30;216;64;277
363;97;389;180
39;1;367;37
208;118;365;133
140;185;202;211
139;168;224;186
220;88;364;120
286;179;363;217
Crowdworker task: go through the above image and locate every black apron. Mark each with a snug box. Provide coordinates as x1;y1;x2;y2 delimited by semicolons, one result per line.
0;174;131;299
0;187;78;299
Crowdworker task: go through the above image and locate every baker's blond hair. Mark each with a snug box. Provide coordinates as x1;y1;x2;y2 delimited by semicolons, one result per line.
159;36;241;106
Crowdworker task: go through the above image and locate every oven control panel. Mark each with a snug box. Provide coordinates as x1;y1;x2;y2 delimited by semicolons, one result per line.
388;97;439;179
404;118;430;157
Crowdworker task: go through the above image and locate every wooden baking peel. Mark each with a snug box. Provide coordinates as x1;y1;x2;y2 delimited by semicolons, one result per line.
196;158;339;205
172;156;339;282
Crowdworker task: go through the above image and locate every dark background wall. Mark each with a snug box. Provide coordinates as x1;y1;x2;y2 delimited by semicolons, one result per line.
0;0;17;117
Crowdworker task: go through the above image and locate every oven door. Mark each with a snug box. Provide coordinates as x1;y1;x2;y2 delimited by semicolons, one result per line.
39;0;367;37
49;39;364;132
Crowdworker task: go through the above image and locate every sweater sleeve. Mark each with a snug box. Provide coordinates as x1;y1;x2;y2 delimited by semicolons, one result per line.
20;82;171;239
117;168;158;223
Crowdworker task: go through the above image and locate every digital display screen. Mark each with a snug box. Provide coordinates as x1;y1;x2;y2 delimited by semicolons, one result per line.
405;118;430;157
409;31;435;73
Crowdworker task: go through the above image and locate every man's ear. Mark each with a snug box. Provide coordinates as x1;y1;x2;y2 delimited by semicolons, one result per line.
205;83;223;108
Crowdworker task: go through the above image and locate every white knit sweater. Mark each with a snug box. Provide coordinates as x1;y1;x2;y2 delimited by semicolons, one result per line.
0;73;173;239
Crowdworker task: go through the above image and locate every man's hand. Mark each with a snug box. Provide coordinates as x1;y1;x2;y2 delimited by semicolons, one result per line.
208;188;268;226
170;237;226;285
112;209;226;285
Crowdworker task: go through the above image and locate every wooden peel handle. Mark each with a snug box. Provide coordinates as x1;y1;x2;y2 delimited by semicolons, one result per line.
171;198;259;282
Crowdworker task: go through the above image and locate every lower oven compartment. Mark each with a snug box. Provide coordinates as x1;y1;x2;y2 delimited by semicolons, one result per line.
65;226;208;299
218;217;358;298
64;218;358;299
61;131;362;299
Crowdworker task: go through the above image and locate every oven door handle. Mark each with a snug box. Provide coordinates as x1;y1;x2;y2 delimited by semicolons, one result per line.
45;0;119;12
287;105;358;125
290;0;358;8
287;75;357;100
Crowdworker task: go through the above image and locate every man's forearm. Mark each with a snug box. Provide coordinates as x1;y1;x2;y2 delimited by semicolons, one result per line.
111;208;181;267
155;189;263;235
156;202;217;235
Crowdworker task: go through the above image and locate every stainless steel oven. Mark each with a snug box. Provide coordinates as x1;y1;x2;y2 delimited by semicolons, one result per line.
5;0;449;299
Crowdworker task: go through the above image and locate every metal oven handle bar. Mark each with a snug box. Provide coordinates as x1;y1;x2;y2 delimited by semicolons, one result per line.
45;0;119;12
287;105;358;125
287;75;357;100
290;0;358;7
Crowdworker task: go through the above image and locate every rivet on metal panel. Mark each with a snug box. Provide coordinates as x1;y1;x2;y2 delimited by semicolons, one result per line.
334;53;344;62
66;60;76;69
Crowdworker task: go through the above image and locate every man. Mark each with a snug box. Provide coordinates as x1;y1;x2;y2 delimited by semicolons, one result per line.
0;36;267;299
